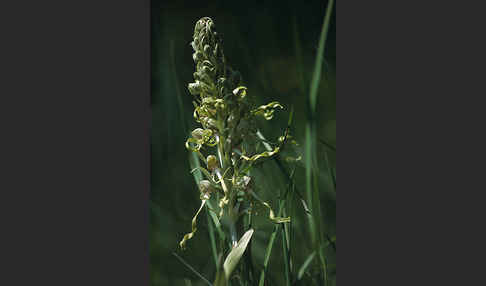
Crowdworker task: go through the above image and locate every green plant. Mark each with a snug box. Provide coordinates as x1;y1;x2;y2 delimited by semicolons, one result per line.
176;5;335;283
179;17;294;284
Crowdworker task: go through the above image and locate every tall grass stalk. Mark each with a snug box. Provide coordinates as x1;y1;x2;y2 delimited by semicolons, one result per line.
304;0;335;284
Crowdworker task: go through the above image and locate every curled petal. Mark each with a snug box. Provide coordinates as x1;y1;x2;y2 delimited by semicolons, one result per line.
251;101;284;120
185;137;202;152
241;147;280;161
250;191;290;224
179;199;207;249
262;201;291;223
191;128;205;140
233;86;247;99
185;129;218;151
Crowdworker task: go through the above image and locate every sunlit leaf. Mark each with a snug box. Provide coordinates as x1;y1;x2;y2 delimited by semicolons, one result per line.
223;229;254;280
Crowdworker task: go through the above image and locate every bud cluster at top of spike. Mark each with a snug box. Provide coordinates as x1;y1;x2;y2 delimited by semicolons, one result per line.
188;17;243;98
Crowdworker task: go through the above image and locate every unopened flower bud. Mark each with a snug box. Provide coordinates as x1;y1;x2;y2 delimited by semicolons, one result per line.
207;155;219;171
193;52;203;62
201;117;217;129
203;45;211;55
199;180;212;193
188;82;201;95
191;41;197;51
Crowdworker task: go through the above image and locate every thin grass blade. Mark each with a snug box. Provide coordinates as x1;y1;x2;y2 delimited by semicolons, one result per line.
258;203;285;286
305;1;335;284
309;0;335;113
297;251;316;280
172;252;213;286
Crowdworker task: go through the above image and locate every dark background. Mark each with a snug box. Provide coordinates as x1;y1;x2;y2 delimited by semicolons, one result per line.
151;0;336;285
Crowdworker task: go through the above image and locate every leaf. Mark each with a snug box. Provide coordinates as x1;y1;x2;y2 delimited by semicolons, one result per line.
297;251;317;280
309;0;334;113
258;201;286;286
223;229;254;280
213;269;227;286
172;252;213;286
213;253;227;286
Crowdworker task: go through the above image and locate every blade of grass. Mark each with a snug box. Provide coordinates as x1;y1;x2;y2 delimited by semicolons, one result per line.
207;208;219;267
213;253;227;286
331;167;336;190
323;150;335;193
293;16;330;285
286;169;296;275
312;159;327;284
258;203;285;286
243;208;255;284
282;223;291;286
318;138;336;152
281;167;296;286
305;0;335;284
309;0;335;114
169;39;188;135
292;15;306;96
173;252;213;286
258;226;279;286
297;251;316;280
304;124;318;245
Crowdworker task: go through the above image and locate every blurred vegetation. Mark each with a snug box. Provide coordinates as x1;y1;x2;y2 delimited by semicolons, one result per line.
151;1;335;285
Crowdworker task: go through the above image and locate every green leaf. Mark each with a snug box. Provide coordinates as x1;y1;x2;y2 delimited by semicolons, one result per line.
298;251;316;280
172;252;213;286
309;0;334;113
213;253;227;286
213;270;227;286
258;201;285;286
223;229;254;280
